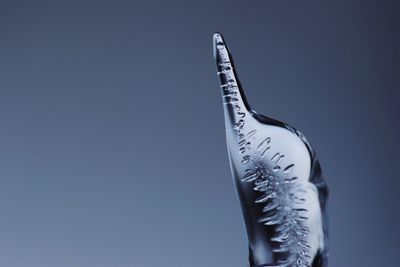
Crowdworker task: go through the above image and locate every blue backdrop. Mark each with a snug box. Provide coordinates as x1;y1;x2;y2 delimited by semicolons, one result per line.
0;0;398;266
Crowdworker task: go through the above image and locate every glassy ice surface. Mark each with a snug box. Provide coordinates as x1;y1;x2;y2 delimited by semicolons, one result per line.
213;33;328;267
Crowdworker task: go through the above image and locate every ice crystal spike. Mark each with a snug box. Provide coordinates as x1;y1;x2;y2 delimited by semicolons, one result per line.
213;33;328;267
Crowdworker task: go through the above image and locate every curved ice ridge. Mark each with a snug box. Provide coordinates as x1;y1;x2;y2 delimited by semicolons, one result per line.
213;33;328;267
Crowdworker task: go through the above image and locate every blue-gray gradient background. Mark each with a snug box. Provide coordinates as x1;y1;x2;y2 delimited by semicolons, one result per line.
0;1;399;266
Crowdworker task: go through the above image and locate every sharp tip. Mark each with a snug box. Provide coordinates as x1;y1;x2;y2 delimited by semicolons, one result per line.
213;32;227;59
213;32;223;41
213;32;224;47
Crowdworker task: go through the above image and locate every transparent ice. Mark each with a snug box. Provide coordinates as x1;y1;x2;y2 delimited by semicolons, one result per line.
213;33;328;267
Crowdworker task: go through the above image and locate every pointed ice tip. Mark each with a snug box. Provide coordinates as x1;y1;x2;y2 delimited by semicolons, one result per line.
213;32;223;43
213;32;226;58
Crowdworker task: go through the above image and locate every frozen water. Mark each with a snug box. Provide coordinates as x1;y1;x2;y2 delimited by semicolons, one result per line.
213;33;328;267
